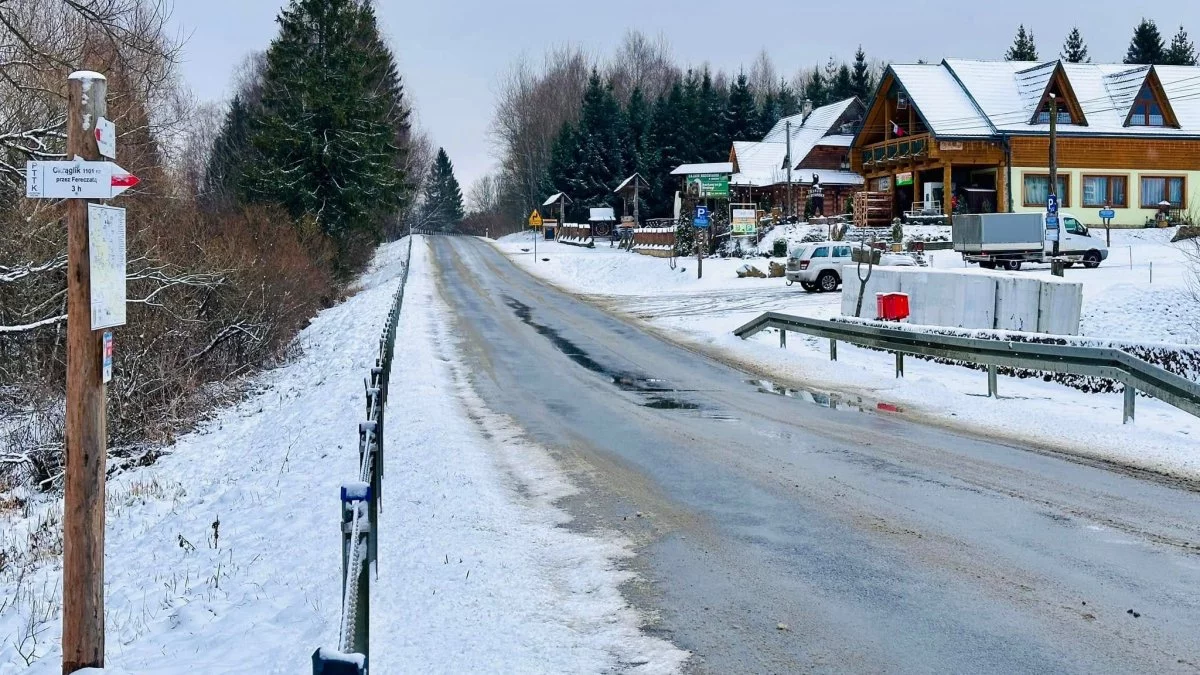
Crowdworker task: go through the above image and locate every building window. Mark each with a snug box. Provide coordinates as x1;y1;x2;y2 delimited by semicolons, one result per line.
1082;175;1127;208
1035;110;1074;125
1023;174;1069;207
1129;84;1167;127
1140;176;1185;208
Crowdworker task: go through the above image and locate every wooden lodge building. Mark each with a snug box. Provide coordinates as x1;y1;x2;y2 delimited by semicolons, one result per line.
728;98;866;216
853;58;1200;226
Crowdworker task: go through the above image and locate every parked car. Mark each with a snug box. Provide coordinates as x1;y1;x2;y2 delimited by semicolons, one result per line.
785;241;915;292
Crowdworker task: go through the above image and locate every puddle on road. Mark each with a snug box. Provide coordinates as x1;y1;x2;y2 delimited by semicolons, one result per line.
504;295;719;415
748;379;866;413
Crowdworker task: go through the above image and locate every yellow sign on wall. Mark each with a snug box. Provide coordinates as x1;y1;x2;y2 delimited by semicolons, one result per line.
528;209;543;227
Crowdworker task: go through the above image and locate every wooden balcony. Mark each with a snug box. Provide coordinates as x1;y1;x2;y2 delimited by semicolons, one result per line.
858;133;931;170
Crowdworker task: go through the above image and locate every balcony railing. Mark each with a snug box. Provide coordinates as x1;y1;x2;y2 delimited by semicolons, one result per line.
860;133;930;168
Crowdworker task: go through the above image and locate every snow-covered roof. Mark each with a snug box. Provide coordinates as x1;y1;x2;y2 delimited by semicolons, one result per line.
729;141;788;187
815;134;856;147
670;162;732;175
613;173;649;193
543;192;567;206
763;98;858;143
887;59;1200;139
799;170;864;186
888;63;993;138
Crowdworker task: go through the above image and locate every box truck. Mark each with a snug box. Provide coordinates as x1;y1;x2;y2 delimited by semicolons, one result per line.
953;212;1109;270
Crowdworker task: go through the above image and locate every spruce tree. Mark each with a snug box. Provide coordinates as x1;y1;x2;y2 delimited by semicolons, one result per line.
724;73;757;141
203;95;256;209
650;79;689;216
1125;18;1165;64
244;0;406;273
850;46;874;101
572;71;627;211
803;68;826;109
1061;27;1090;63
623;87;655;218
1166;26;1197;65
1005;25;1039;61
832;64;854;102
756;88;780;137
697;68;727;161
421;148;464;231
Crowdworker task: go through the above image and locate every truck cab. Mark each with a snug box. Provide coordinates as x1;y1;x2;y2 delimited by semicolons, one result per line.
1051;213;1109;268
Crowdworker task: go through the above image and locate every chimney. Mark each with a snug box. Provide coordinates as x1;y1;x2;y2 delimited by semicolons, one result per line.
802;98;813;122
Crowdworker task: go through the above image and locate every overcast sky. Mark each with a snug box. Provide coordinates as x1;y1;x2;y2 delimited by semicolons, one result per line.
170;1;1200;190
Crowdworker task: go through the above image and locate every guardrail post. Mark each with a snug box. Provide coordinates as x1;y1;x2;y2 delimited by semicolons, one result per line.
830;339;837;361
779;329;786;349
895;352;904;378
987;365;998;398
1124;385;1136;424
359;421;379;569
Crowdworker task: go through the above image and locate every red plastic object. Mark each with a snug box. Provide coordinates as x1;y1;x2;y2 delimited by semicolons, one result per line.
877;293;910;321
875;293;886;320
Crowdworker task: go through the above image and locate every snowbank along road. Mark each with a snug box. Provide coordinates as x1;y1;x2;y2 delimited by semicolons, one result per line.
431;234;1200;673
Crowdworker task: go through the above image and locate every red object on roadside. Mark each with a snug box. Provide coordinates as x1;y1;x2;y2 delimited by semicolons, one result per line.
877;293;910;321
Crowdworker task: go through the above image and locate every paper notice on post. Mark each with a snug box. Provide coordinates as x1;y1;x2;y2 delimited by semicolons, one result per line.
87;203;127;330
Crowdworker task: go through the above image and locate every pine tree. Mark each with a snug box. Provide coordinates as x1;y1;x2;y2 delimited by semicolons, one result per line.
832;64;854;103
421;148;464;231
778;79;801;117
724;73;757;141
1166;25;1197;65
1125;18;1166;64
623;87;655;218
804;67;826;109
244;0;406;274
1005;24;1039;61
650;79;690;217
1061;27;1090;63
850;46;874;101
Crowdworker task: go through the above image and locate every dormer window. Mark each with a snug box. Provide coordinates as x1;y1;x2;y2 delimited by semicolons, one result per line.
1129;85;1165;126
1035;108;1073;125
1124;71;1178;128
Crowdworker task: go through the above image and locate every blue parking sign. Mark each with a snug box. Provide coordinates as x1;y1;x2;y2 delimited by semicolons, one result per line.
1046;193;1059;214
693;205;710;228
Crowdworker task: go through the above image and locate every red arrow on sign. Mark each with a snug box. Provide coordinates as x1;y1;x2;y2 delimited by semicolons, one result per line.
111;173;139;197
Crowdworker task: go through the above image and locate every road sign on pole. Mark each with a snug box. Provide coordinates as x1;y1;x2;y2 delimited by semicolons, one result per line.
1046;193;1059;215
693;205;710;228
528;209;543;228
25;160;138;200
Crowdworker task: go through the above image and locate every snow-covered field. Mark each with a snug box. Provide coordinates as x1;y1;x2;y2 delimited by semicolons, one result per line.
493;227;1200;480
0;236;685;674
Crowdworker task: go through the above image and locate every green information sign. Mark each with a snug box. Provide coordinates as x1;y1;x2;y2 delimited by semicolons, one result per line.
688;173;730;199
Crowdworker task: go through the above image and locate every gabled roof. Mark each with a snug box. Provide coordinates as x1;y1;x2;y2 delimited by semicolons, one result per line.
887;63;993;138
880;59;1200;138
613;173;649;193
763;98;859;142
542;192;569;206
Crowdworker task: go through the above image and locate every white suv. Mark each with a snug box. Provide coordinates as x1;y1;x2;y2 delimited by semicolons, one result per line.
785;241;915;292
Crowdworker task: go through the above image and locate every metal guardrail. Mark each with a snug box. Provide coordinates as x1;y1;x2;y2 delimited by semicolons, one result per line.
734;312;1200;424
312;237;413;675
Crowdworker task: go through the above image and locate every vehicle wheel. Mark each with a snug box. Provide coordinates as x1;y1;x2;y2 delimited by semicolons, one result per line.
800;281;818;293
979;261;997;269
1002;260;1022;271
786;279;793;286
817;271;840;292
1083;250;1101;269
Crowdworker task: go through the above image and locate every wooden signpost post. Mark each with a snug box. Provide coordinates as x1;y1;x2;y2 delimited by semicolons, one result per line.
25;70;138;675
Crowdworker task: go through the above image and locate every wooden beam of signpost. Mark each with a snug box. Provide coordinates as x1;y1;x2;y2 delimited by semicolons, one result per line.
63;70;107;675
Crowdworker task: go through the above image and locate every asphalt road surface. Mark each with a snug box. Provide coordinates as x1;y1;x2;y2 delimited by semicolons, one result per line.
428;235;1200;674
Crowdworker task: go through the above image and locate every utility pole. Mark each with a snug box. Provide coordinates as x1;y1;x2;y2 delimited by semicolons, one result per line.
63;70;108;674
785;120;793;219
1049;93;1063;277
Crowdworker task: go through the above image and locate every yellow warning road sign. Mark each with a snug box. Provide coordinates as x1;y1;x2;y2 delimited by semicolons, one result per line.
528;209;543;228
